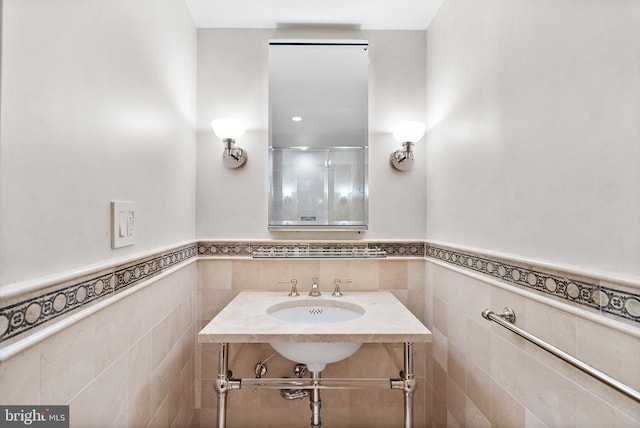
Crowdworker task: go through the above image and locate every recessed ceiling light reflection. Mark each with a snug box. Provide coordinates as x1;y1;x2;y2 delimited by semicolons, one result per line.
291;116;302;122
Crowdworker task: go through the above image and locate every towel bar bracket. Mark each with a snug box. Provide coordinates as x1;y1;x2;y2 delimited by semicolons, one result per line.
482;307;516;323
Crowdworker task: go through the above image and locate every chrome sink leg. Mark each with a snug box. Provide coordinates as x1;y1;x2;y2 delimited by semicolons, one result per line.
213;343;239;427
310;371;321;427
392;343;415;427
395;342;415;428
215;343;230;428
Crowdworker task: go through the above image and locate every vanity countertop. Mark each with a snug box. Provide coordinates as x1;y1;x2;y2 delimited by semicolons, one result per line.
198;291;432;344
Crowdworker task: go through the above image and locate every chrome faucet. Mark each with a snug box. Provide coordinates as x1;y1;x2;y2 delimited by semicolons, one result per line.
309;277;321;297
278;279;299;297
332;279;352;297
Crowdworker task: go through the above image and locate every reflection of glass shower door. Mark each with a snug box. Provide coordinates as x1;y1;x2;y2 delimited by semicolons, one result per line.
273;148;328;225
269;147;366;228
293;149;328;224
327;148;365;225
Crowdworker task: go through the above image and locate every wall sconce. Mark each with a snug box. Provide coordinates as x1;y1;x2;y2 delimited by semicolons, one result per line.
211;118;247;168
389;121;426;171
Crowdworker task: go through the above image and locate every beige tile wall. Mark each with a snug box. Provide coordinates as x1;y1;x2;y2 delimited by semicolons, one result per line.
7;251;633;427
196;258;427;428
0;263;199;428
424;261;640;427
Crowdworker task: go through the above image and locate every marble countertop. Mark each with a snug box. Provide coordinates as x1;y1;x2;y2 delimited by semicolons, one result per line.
198;291;432;343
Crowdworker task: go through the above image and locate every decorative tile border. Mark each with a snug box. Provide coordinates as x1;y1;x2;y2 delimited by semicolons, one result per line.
371;242;425;257
0;272;117;343
0;244;197;344
115;245;197;291
198;241;257;257
197;241;426;258
4;239;636;344
426;244;640;325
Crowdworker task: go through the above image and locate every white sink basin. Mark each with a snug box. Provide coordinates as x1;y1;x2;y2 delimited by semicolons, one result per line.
267;301;365;372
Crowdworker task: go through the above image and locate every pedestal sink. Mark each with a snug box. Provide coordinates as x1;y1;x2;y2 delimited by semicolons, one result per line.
267;300;365;372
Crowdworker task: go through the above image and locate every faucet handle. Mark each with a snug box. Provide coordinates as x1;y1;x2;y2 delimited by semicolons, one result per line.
278;279;299;297
332;278;352;297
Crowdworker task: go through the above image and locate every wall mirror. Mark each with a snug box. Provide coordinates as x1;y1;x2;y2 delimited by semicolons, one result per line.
268;40;369;231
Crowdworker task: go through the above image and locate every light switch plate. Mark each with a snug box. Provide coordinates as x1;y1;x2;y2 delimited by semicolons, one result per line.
111;201;136;248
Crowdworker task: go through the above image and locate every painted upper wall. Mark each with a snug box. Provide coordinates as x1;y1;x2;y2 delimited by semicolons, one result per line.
426;0;640;278
0;0;197;286
196;29;427;240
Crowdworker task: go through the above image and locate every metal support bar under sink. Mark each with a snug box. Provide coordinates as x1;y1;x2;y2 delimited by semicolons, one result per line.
212;342;417;428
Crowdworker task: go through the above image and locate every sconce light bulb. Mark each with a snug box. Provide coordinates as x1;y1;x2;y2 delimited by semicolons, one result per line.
393;121;425;144
212;117;245;140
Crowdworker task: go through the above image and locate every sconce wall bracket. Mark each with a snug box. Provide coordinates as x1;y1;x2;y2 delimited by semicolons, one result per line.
390;141;414;171
222;138;247;168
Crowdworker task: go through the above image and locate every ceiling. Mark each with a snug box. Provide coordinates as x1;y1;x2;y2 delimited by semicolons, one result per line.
184;0;445;30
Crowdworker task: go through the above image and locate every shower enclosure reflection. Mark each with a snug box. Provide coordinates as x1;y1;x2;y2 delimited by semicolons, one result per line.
270;147;366;228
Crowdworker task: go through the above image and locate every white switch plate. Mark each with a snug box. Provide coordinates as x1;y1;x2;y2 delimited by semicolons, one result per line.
111;201;136;248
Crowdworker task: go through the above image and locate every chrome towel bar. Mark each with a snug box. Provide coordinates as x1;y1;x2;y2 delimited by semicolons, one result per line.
482;307;640;404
